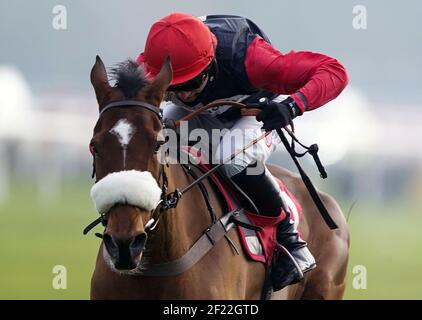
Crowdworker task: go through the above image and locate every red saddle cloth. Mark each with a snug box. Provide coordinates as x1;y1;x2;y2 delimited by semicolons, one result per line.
184;147;302;265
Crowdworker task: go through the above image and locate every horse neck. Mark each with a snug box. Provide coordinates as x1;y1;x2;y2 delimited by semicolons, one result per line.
143;164;212;263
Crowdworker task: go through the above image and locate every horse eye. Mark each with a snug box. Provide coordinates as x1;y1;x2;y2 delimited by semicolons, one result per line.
154;132;168;153
89;143;98;156
155;138;165;150
157;130;167;143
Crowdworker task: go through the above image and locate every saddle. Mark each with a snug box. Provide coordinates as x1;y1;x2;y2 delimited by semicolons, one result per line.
183;147;303;265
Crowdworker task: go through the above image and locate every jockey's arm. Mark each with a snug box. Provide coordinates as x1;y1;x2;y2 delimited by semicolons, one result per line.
244;36;349;114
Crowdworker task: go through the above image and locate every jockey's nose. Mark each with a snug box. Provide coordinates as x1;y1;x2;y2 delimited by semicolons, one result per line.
176;91;198;103
103;232;147;270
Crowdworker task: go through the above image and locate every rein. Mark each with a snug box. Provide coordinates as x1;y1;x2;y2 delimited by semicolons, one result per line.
99;100;163;119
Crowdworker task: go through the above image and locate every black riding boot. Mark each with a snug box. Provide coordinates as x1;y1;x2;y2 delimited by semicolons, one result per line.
230;165;316;291
271;212;316;291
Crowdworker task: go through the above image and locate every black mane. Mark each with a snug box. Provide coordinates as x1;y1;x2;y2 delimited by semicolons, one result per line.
110;60;150;98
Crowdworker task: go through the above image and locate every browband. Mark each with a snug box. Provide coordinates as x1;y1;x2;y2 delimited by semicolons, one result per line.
99;100;162;119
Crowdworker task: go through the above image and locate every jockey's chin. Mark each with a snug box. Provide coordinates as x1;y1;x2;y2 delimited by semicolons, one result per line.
176;91;200;103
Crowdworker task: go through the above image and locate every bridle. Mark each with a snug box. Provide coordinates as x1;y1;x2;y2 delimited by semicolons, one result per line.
99;100;163;119
84;99;166;236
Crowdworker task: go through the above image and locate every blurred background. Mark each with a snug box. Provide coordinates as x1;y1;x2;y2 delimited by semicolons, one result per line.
0;0;421;299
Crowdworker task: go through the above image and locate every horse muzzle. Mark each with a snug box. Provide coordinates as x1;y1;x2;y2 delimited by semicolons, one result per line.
103;232;147;271
89;170;161;272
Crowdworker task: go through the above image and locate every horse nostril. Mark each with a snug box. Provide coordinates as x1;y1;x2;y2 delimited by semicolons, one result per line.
103;233;119;259
103;233;145;271
130;233;147;255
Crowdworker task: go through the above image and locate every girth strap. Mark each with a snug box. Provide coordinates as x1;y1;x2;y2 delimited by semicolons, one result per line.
137;208;240;277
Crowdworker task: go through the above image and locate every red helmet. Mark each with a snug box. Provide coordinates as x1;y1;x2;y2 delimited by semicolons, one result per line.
137;12;217;85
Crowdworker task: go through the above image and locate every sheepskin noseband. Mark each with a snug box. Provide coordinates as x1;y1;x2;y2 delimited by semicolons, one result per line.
90;170;161;213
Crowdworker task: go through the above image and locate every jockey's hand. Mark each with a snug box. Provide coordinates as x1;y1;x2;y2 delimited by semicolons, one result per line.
256;97;300;131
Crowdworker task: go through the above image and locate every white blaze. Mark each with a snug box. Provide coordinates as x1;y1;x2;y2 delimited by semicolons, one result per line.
110;119;135;147
110;119;135;167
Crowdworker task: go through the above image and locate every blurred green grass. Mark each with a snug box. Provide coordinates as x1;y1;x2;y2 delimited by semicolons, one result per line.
345;202;422;299
0;183;421;299
0;182;99;299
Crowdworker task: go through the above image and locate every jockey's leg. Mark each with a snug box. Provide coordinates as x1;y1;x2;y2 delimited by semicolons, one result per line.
214;116;316;291
230;165;316;290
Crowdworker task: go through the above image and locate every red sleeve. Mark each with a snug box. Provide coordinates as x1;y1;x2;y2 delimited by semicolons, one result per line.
244;36;349;113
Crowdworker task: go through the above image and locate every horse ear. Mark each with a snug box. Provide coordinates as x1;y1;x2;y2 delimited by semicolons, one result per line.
141;57;173;105
90;55;111;106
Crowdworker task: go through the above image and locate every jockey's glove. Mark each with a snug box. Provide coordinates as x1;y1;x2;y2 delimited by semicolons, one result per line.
256;97;301;131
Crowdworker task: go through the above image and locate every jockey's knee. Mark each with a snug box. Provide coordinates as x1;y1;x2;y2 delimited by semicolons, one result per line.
219;163;248;178
220;161;267;178
214;147;266;178
214;141;254;178
214;136;272;178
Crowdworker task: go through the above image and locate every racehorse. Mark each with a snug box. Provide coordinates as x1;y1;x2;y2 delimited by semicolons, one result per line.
88;56;349;299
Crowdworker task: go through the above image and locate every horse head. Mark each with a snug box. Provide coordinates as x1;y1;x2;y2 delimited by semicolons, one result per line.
89;56;172;272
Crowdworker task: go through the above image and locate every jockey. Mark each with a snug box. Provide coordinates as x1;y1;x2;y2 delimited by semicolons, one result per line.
136;12;348;291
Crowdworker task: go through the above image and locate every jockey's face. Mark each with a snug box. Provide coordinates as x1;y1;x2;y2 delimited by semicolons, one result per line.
167;63;212;103
175;74;209;102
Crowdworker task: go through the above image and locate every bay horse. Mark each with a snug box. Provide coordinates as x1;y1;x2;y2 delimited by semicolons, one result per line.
88;56;349;299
